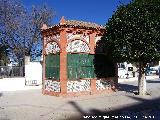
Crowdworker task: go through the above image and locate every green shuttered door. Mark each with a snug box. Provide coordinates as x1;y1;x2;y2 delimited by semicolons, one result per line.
45;54;60;80
67;54;95;80
67;54;79;79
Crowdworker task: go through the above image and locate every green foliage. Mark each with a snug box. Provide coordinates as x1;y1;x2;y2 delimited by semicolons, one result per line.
103;0;160;64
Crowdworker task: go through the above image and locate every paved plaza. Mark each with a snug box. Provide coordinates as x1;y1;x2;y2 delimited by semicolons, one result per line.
0;76;160;120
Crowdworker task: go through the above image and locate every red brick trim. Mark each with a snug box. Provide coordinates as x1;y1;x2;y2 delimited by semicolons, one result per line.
60;30;67;94
42;33;46;91
42;90;60;96
42;88;116;97
91;78;96;92
89;32;96;54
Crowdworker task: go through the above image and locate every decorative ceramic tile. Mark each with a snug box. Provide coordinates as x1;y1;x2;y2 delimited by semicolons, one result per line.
45;42;60;54
96;79;114;90
66;33;89;43
66;40;90;52
44;80;60;92
66;33;79;41
67;80;90;92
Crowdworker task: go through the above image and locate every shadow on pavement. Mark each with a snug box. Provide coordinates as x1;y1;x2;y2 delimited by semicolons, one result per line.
0;92;3;97
118;83;138;93
65;96;160;120
147;80;160;83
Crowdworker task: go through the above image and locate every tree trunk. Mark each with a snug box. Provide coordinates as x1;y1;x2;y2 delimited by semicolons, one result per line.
138;62;146;95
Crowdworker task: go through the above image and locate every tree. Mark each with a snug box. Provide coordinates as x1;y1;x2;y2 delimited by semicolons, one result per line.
25;4;54;56
102;0;160;95
0;45;9;65
0;0;54;63
0;0;26;61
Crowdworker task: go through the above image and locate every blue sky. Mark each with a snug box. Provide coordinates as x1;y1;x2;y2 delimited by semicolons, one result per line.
23;0;131;26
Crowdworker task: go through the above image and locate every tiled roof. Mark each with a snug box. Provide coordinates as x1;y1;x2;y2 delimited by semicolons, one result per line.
41;17;105;31
50;20;105;30
65;20;104;29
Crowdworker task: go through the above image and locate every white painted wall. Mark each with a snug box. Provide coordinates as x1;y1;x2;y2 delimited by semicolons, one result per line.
0;78;41;91
25;62;42;85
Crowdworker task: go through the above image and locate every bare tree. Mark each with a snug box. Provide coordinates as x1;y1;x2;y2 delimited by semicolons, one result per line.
25;4;54;57
0;0;26;58
0;0;54;63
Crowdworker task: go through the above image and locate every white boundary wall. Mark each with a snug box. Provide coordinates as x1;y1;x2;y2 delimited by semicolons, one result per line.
25;62;42;85
25;56;42;86
0;78;41;91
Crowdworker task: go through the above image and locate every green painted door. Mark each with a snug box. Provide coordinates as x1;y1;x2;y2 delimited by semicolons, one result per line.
67;54;79;79
45;54;60;80
67;54;95;80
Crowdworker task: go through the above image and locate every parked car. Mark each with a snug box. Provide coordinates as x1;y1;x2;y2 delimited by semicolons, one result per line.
150;66;159;75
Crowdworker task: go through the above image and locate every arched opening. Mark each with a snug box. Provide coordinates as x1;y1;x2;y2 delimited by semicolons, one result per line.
66;40;95;80
45;42;60;80
66;40;90;53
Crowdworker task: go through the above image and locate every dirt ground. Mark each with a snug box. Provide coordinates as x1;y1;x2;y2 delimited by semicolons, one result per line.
0;76;160;120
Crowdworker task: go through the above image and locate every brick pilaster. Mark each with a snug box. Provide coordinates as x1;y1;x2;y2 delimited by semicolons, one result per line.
42;34;46;93
42;54;46;92
60;29;67;94
89;32;96;93
89;32;96;54
91;79;96;94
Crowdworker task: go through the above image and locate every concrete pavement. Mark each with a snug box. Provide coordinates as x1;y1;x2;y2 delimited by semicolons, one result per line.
0;76;160;120
0;78;41;92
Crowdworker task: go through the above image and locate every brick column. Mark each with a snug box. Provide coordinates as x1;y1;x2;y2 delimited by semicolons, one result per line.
60;29;67;94
42;34;46;93
42;54;46;84
89;32;96;93
89;32;96;54
91;78;97;94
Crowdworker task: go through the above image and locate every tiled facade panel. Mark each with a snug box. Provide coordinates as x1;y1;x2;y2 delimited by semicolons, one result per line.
67;80;90;92
44;80;60;92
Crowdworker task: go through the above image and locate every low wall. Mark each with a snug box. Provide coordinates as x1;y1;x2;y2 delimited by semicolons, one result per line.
0;77;41;91
43;78;117;96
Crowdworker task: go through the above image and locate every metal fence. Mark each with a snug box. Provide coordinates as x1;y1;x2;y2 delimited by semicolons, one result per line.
0;66;24;78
